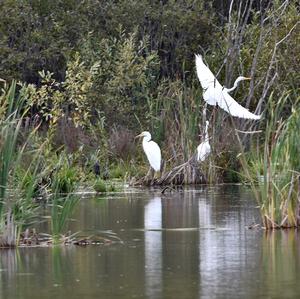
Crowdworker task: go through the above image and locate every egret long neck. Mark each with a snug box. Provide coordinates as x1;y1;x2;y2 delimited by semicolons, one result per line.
224;78;242;93
204;124;209;141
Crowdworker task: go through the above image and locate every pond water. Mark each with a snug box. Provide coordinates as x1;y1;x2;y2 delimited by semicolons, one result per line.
1;185;300;299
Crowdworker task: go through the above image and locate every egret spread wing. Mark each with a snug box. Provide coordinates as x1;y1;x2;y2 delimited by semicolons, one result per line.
195;54;222;106
195;54;261;120
218;91;261;120
195;54;222;89
143;140;161;171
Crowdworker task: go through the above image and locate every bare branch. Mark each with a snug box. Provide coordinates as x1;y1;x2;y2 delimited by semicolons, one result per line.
235;129;262;134
276;21;300;46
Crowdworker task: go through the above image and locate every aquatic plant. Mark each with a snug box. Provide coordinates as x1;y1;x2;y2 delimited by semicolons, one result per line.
0;80;43;246
49;193;79;244
0;81;23;214
238;93;300;229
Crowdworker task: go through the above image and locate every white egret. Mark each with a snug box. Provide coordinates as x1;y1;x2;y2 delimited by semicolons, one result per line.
195;54;261;120
197;120;211;161
135;131;161;172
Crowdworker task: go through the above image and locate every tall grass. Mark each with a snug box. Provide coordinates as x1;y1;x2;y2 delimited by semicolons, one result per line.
147;79;241;183
148;80;202;164
0;80;44;246
238;93;300;228
0;81;23;215
49;193;79;244
0;81;26;246
49;156;79;244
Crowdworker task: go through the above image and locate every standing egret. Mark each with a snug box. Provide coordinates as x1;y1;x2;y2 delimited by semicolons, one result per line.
197;120;211;161
195;54;261;120
135;131;161;172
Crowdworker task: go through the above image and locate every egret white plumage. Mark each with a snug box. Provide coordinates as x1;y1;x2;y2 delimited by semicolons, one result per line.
197;120;211;161
195;54;261;120
135;131;161;172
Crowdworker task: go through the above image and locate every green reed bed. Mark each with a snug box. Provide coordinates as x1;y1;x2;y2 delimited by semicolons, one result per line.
239;93;300;229
0;81;80;247
0;80;41;246
48;156;80;244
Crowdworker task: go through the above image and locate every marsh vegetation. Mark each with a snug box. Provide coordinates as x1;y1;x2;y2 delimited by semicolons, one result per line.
0;0;299;247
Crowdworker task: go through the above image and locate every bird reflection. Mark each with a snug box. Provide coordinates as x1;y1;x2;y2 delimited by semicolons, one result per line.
144;196;162;298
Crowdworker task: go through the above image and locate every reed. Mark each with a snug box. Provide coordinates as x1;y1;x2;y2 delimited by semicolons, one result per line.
0;80;43;246
49;156;79;244
146;79;241;184
49;193;79;244
146;80;209;177
0;81;23;215
238;93;300;228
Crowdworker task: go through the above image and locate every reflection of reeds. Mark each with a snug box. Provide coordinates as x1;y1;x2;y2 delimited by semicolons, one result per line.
238;94;300;228
262;230;300;283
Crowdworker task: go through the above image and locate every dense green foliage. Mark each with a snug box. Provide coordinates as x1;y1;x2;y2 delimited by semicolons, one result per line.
0;0;299;236
0;0;299;173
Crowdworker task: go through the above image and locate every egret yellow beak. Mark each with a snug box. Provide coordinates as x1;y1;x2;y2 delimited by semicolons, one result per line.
135;133;143;139
245;77;251;80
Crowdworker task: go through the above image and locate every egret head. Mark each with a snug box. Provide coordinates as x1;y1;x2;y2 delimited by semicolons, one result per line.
237;76;251;82
224;76;252;93
135;131;152;142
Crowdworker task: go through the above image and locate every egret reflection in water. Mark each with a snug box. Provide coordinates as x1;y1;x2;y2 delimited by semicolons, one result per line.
144;196;162;298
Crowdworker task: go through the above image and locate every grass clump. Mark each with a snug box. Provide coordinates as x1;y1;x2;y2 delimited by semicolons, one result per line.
94;179;107;193
93;178;119;193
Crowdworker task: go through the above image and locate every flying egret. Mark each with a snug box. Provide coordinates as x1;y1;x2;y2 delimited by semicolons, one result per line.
135;131;161;172
195;54;261;120
197;120;211;161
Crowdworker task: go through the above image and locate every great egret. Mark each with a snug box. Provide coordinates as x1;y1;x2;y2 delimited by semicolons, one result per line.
195;54;261;120
197;120;211;161
135;131;161;172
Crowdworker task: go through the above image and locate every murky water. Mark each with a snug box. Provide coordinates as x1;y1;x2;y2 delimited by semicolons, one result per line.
1;185;300;299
